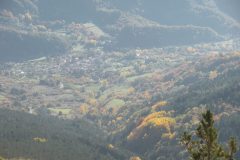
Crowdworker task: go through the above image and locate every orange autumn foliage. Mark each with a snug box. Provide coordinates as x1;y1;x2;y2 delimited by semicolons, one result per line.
127;111;175;141
87;98;97;106
143;91;152;100
79;103;89;114
147;117;175;132
162;132;176;139
151;101;168;111
233;51;240;57
209;70;218;80
129;156;142;160
107;144;114;150
128;87;136;94
116;116;123;121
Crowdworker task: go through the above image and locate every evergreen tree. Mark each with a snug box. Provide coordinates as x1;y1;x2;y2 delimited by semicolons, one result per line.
226;137;238;160
181;110;238;160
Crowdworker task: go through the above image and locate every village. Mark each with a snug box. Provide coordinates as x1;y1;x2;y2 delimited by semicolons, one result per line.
0;32;239;135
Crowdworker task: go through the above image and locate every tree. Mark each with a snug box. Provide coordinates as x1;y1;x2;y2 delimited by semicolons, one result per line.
227;137;238;160
181;110;238;160
129;156;142;160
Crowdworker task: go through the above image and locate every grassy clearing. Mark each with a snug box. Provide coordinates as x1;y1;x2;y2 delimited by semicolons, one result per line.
127;72;153;82
64;83;82;90
85;84;101;93
98;85;130;102
105;99;125;110
119;66;135;77
0;95;7;103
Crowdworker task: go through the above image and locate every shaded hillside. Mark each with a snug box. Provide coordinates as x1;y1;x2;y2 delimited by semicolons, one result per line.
36;0;97;23
104;0;240;35
108;14;223;49
0;109;130;160
0;0;240;62
0;0;38;15
215;0;240;22
171;62;240;113
0;27;67;62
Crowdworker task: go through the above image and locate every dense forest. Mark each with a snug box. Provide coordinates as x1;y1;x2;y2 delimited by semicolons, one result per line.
0;109;132;160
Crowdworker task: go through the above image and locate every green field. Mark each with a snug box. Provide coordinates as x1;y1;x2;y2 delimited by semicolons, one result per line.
0;95;7;103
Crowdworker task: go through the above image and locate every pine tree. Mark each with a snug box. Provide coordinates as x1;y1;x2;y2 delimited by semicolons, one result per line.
227;137;237;160
181;110;238;160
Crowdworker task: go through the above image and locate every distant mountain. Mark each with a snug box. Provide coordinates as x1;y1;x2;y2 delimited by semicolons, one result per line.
0;0;239;61
106;0;240;34
215;0;240;22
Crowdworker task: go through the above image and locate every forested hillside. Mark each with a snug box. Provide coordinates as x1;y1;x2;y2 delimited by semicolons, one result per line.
0;109;131;160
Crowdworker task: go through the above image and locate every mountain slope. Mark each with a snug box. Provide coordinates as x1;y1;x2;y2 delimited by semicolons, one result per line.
0;109;130;160
0;0;239;61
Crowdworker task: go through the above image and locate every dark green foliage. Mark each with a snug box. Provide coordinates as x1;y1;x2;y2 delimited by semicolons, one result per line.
0;109;129;160
181;110;238;160
0;30;67;62
10;87;26;96
227;137;238;160
171;68;240;113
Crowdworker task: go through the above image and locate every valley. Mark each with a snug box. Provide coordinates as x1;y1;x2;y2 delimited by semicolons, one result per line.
0;0;240;159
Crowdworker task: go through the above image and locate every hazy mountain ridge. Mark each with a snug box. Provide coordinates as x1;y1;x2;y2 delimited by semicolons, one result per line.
216;0;240;21
0;0;239;61
102;0;240;34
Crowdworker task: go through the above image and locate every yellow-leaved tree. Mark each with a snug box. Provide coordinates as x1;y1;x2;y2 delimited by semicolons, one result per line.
127;111;176;141
129;156;142;160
